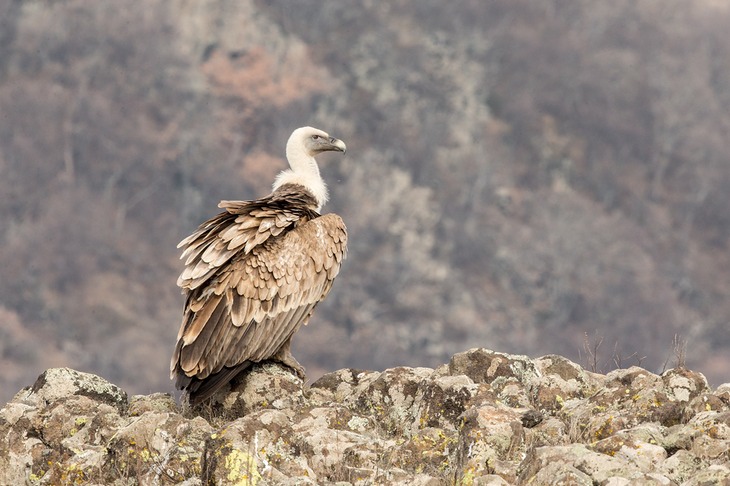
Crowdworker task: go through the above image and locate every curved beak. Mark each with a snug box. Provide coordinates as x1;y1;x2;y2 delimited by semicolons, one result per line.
328;137;347;154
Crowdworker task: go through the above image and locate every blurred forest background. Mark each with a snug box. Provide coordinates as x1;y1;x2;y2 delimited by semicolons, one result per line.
1;0;730;404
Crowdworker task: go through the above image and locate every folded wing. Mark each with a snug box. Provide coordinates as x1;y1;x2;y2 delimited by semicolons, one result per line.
170;188;347;403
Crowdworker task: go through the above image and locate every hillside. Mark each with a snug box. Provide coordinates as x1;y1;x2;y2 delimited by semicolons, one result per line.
1;0;730;404
1;351;729;484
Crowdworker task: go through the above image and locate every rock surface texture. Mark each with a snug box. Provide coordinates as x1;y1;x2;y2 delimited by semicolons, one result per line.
1;349;729;485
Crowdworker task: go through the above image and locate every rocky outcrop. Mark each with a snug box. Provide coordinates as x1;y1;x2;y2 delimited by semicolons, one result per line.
1;349;729;485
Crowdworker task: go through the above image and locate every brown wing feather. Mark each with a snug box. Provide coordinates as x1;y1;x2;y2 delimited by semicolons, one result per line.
170;188;347;402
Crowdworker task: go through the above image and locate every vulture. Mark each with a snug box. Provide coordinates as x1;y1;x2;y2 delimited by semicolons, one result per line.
170;126;348;405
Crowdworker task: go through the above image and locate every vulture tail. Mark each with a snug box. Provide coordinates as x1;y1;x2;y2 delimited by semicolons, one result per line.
182;362;253;406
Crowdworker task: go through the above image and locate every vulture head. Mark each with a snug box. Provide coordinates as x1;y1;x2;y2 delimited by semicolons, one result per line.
295;126;347;156
274;126;347;211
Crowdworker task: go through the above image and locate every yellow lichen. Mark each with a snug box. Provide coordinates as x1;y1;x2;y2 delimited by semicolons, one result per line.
140;447;151;462
458;466;476;485
225;449;262;486
28;472;43;483
58;463;86;484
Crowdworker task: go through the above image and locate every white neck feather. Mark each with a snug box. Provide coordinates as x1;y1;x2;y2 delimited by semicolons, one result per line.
272;142;328;211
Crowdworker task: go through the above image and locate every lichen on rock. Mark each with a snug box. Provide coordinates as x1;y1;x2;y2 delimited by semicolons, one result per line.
1;349;729;484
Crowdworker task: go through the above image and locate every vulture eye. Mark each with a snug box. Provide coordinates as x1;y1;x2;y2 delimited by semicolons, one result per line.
312;134;320;140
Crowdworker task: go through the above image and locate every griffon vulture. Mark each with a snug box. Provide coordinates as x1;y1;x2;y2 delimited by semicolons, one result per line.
170;127;347;405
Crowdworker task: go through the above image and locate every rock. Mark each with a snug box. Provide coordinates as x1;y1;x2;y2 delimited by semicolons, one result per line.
413;373;480;432
687;464;730;485
714;383;730;405
1;349;729;484
128;392;178;415
348;366;434;436
661;368;710;403
520;460;594;486
457;403;526;482
474;474;512;485
520;444;645;482
591;436;667;473
659;449;701;483
449;349;533;382
532;355;603;412
200;362;306;420
24;367;128;413
395;426;457;474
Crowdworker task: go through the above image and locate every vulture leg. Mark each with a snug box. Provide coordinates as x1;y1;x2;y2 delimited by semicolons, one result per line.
272;338;305;379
